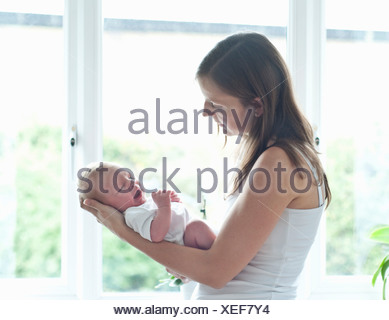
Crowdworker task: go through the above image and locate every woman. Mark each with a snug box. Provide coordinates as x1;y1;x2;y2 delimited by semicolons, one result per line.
82;32;331;299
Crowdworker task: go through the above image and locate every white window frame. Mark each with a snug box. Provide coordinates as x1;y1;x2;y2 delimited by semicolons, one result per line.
0;0;103;300
0;0;379;300
288;0;378;300
66;0;103;299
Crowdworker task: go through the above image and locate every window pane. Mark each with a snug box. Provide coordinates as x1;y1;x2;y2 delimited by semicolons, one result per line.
102;0;287;293
0;4;64;278
324;0;389;276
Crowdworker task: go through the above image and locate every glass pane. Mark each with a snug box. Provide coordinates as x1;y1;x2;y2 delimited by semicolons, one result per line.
0;3;64;278
324;0;389;276
102;0;288;292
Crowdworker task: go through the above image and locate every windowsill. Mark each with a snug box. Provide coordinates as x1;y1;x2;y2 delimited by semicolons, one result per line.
100;291;183;300
309;275;382;300
0;278;75;299
0;277;381;300
0;278;184;300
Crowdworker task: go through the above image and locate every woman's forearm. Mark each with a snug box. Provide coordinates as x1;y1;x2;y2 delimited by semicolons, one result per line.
113;214;226;288
82;188;277;290
81;198;229;288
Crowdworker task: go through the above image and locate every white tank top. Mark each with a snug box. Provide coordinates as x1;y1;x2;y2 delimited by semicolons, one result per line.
192;154;325;300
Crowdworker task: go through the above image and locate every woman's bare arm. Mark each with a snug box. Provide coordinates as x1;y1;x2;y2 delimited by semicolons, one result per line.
82;147;299;288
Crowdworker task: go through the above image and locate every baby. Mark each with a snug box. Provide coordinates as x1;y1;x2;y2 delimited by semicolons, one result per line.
77;161;216;249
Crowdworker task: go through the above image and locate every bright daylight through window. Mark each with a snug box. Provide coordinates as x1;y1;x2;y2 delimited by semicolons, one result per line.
0;1;64;280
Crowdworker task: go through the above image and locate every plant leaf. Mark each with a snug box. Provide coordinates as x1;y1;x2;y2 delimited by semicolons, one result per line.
372;255;389;286
383;278;387;300
369;226;389;244
169;278;183;287
372;267;381;286
382;259;389;281
156;273;184;288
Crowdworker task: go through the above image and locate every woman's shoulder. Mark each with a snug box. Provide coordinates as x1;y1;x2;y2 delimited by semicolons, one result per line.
254;145;294;170
246;144;313;202
262;145;289;156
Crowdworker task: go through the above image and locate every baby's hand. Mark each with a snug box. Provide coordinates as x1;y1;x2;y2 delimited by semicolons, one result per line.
152;190;172;208
170;191;181;203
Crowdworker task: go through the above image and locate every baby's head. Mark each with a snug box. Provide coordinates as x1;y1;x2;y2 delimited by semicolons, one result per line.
77;161;146;211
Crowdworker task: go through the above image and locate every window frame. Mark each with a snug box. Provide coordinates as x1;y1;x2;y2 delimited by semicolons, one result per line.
288;0;379;300
0;0;380;299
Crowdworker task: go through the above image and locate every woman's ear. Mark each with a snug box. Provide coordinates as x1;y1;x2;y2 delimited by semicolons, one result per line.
252;97;264;117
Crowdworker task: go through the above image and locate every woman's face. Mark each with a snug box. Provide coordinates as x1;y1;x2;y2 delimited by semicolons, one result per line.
198;77;260;138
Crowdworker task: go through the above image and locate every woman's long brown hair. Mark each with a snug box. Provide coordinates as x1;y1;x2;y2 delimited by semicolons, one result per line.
197;32;331;207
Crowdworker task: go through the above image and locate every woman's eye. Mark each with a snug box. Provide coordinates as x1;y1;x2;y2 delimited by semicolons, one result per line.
206;101;215;108
211;102;224;109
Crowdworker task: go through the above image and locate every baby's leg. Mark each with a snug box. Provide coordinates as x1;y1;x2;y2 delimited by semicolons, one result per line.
183;220;216;250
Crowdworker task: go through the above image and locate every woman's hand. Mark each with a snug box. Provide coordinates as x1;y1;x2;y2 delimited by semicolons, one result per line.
81;199;127;239
82;199;191;284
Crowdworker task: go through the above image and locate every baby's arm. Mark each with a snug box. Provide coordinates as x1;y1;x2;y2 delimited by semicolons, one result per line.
150;190;172;242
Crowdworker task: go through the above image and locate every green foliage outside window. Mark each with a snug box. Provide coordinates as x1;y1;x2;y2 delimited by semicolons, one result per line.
325;136;388;276
13;124;62;278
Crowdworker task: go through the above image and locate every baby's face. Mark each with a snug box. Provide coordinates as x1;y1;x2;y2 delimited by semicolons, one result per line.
97;164;146;211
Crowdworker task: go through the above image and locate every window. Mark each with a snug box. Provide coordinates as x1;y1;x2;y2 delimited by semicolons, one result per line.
102;0;288;294
308;0;389;299
0;1;64;283
324;0;389;277
1;0;386;300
